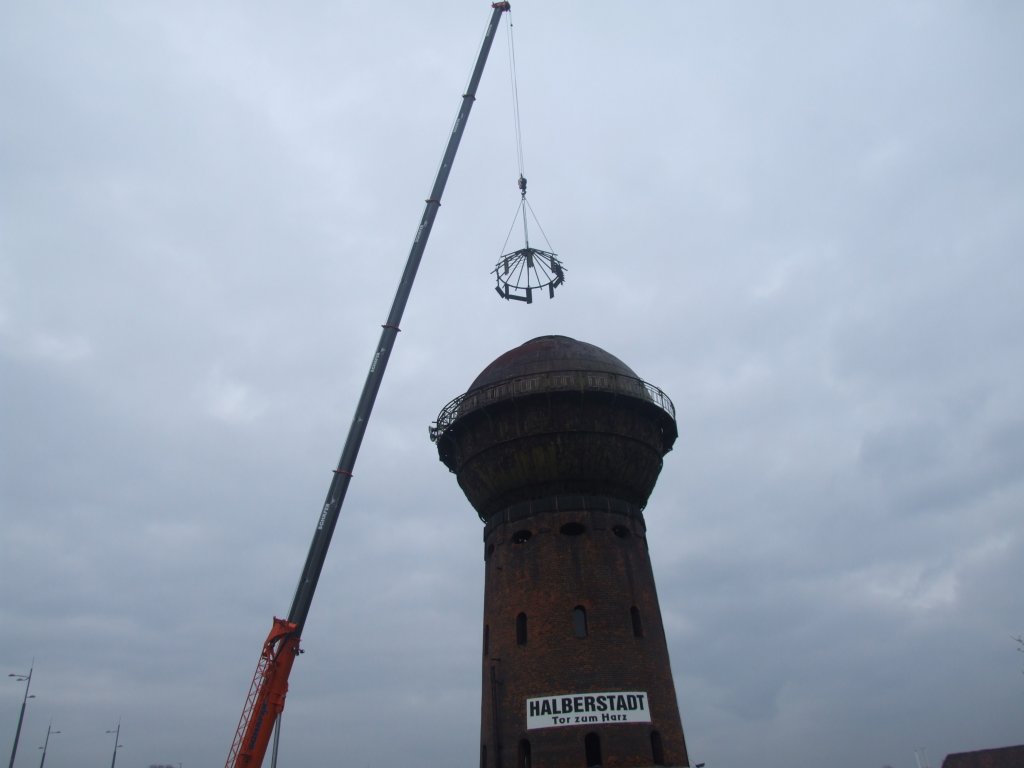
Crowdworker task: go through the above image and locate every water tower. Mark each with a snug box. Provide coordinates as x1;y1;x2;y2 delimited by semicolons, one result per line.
431;335;689;768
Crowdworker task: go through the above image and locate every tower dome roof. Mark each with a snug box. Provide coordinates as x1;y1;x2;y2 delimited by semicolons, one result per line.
470;335;638;390
432;335;677;521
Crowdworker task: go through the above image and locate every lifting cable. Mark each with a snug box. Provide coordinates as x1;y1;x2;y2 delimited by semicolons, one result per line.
492;11;566;304
508;17;526;196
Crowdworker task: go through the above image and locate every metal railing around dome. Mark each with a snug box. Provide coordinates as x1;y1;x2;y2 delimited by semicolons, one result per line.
429;369;675;443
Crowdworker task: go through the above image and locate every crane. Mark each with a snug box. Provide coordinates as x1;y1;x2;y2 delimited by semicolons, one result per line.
225;4;512;766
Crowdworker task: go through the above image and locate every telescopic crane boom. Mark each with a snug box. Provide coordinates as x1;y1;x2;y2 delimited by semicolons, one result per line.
226;5;511;766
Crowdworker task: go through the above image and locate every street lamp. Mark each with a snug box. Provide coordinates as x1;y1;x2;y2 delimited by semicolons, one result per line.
37;722;60;768
105;720;122;768
7;663;36;768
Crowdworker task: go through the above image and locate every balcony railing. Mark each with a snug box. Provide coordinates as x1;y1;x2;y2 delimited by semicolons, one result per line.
429;369;675;442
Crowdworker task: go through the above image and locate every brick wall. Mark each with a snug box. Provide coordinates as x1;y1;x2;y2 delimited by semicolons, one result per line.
479;503;689;768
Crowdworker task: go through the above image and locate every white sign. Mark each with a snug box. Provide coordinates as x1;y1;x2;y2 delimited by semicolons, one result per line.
526;691;651;730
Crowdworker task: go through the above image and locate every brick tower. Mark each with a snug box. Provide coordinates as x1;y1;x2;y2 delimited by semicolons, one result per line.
430;335;689;768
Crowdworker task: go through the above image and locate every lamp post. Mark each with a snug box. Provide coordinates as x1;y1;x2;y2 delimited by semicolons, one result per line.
37;722;59;768
105;721;122;768
7;663;36;768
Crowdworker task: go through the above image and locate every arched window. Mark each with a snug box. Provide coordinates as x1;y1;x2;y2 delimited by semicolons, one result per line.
518;738;532;768
516;612;528;646
651;731;665;766
631;606;644;638
573;606;588;638
585;732;602;767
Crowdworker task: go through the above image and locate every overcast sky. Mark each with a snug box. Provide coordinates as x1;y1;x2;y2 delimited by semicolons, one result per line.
2;2;1023;767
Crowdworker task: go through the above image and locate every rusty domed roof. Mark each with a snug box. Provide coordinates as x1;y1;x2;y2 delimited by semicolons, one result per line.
469;335;637;390
432;335;678;520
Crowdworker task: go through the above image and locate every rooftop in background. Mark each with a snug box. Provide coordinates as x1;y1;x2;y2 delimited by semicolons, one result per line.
941;745;1024;768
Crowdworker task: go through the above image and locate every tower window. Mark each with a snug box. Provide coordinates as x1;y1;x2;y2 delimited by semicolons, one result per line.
585;732;602;767
572;606;588;638
612;524;630;538
651;731;665;766
512;529;532;544
516;612;528;646
631;606;644;638
518;738;532;768
560;522;585;536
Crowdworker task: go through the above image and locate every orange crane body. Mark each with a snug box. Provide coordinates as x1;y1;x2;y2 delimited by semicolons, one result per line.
226;619;299;768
